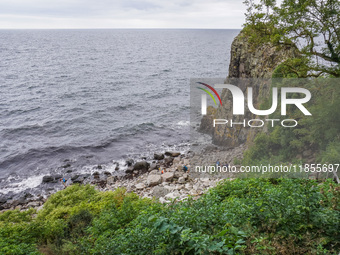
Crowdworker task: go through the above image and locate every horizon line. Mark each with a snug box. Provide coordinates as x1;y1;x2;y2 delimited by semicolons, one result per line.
0;27;243;30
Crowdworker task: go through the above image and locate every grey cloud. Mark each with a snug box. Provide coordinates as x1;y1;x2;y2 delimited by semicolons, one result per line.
0;0;246;28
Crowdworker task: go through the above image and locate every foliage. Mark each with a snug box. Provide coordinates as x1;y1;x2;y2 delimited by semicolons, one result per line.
243;0;340;77
0;209;42;255
242;78;340;167
1;179;338;254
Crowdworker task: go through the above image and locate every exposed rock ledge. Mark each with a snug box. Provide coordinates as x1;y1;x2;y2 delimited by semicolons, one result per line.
200;31;299;147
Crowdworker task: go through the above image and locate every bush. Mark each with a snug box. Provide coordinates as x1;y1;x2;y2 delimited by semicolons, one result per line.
1;180;339;254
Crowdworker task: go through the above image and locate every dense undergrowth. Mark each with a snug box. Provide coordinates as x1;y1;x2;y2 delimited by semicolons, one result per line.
1;179;339;255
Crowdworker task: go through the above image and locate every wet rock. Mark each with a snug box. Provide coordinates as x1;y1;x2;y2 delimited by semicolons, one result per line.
165;151;181;157
93;172;100;179
12;197;27;207
71;175;80;181
147;175;162;186
125;166;134;174
42;176;55;183
152;186;170;198
126;159;134;167
162;172;174;182
0;196;7;204
72;174;90;183
27;201;40;208
106;176;117;185
62;163;71;168
97;165;103;169
133;161;150;171
66;169;73;173
54;174;63;180
92;180;107;188
154;153;165;160
103;171;111;176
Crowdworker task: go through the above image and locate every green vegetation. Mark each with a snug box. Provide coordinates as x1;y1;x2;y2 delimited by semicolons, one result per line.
243;78;340;167
240;0;340;167
0;180;339;254
243;0;340;77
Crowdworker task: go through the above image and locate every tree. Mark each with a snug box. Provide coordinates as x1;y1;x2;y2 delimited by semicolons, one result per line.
243;0;340;77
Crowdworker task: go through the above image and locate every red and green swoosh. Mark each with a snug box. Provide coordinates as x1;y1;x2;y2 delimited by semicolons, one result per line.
196;82;223;106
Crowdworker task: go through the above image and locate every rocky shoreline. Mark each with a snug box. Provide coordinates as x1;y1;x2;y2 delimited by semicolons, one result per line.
0;145;246;212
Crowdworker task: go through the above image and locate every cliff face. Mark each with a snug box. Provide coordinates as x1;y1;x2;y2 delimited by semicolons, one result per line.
200;31;298;147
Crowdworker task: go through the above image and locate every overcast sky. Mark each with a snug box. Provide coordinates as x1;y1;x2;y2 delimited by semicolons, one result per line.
0;0;246;29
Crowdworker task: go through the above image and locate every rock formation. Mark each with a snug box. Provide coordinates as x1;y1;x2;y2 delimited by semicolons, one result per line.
200;31;299;147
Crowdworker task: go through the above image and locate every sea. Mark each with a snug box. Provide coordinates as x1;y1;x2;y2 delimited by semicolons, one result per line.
0;29;240;195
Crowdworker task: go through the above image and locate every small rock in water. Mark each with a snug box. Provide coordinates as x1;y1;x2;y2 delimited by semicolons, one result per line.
97;165;102;169
42;176;55;183
154;153;165;160
125;159;134;167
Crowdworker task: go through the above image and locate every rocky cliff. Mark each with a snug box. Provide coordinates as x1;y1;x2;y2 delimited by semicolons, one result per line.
200;31;298;147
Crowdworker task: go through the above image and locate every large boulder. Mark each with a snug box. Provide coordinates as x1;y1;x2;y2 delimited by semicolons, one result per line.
125;166;134;174
135;183;146;190
149;163;158;170
178;177;186;184
165;191;181;200
149;170;161;175
154;153;165;160
162;172;174;182
133;161;150;171
200;30;299;147
164;157;174;166
147;175;162;186
0;196;7;204
165;151;181;157
42;175;55;183
152;186;170;198
106;176;117;185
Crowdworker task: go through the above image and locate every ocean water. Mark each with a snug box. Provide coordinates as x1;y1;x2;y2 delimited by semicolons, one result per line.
0;29;240;194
